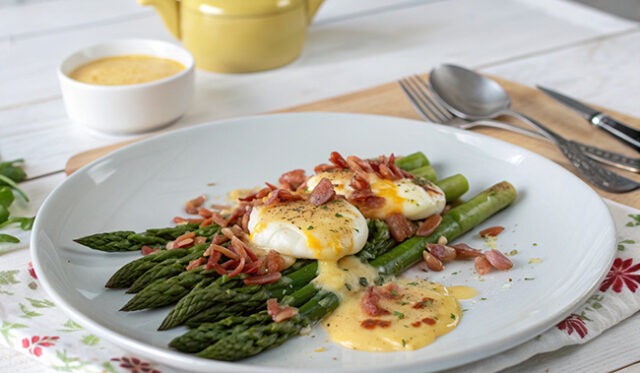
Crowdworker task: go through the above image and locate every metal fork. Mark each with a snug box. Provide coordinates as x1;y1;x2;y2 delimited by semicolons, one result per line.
399;75;640;174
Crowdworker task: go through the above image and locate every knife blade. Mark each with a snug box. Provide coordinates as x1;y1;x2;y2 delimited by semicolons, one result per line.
537;85;640;152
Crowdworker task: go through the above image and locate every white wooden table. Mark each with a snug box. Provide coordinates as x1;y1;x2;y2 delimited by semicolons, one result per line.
1;0;640;371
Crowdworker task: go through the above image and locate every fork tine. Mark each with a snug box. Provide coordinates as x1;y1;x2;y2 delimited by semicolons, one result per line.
399;78;439;123
404;76;448;123
413;75;454;120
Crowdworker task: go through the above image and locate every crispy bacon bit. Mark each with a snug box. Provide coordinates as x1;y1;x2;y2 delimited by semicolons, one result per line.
205;251;226;274
423;251;445;271
185;195;206;214
347;155;375;173
450;243;483;259
243;259;263;274
314;163;336;173
200;218;213;227
474;256;492;275
173;216;187;224
259;250;285;274
186;257;206;270
279;169;307;191
361;286;390;316
198;208;213;218
426;243;456;262
422;317;436;325
479;226;504;237
212;233;228;245
165;241;176;250
329;151;349;169
210;203;232;211
411;321;422;327
385;213;416;242
228;256;246;278
244;272;282;286
380;283;401;298
194;236;207;245
241;213;250;233
412;297;433;309
266;298;280;317
264;189;304;206
174;232;196;249
349;171;370;190
360;319;391;329
208;243;239;259
416;214;442;237
484;249;513;270
141;246;159;256
266;298;299;323
309;178;336;206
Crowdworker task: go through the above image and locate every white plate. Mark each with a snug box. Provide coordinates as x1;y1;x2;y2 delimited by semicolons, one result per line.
31;113;615;373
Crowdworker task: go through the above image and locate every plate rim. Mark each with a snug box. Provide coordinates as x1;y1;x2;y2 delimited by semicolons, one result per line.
31;112;617;372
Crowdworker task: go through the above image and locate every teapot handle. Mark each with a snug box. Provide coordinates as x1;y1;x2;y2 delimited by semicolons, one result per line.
138;0;181;40
305;0;324;23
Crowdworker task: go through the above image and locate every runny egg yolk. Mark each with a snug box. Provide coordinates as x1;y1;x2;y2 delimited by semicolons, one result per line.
306;170;446;220
247;199;368;261
323;279;476;352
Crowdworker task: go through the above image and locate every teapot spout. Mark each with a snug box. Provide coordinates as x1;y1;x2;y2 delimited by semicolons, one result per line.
306;0;324;22
138;0;181;39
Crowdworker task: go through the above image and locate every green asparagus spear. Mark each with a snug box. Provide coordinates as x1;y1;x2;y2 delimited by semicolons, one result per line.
172;283;319;352
394;152;430;170
105;248;190;288
356;219;396;260
435;174;469;203
193;181;516;360
158;261;319;330
74;231;139;252
410;165;437;182
126;243;210;293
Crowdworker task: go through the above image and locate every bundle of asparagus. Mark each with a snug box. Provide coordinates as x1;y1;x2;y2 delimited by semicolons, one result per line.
73;152;517;362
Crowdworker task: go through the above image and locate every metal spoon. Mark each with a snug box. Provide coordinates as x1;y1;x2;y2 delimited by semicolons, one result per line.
428;64;639;193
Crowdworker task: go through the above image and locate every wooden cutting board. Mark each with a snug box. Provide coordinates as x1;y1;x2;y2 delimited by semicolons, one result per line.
65;74;640;208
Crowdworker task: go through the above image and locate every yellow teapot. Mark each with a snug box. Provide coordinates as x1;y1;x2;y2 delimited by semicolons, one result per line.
139;0;324;73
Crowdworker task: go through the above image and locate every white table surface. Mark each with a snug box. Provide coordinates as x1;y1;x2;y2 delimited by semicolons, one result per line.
1;0;640;372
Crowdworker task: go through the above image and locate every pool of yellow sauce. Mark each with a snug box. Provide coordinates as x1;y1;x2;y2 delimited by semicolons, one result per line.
69;55;184;86
323;279;476;352
313;256;378;296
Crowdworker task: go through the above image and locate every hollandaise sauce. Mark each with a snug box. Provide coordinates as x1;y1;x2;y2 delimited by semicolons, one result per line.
69;55;185;86
323;279;476;352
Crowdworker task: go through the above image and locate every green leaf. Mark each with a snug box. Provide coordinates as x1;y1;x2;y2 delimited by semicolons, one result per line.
1;321;27;347
0;159;23;170
621;239;636;244
0;167;26;184
0;206;8;224
58;319;83;333
0;270;20;285
0;216;36;230
0;187;14;208
26;297;54;308
19;303;42;318
0;175;28;202
80;334;99;346
0;234;19;243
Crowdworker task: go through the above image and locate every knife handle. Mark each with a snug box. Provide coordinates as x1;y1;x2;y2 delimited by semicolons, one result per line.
593;114;640;152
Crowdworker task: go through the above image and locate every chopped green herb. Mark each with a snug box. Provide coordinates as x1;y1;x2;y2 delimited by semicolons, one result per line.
335;213;343;218
402;339;406;348
400;302;407;306
450;313;456;320
480;297;487;300
406;282;418;286
393;311;404;319
391;290;399;297
524;277;535;281
307;225;314;230
509;249;518;256
345;283;352;291
359;277;368;287
342;268;349;272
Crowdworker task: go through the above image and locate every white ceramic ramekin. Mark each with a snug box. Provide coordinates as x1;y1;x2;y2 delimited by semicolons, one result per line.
58;39;195;134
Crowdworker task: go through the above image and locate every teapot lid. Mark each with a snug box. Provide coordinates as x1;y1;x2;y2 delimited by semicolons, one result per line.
182;0;303;16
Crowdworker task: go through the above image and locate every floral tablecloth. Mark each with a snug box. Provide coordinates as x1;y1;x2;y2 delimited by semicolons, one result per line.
1;199;639;373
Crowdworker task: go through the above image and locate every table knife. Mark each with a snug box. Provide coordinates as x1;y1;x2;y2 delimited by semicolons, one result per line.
537;85;640;152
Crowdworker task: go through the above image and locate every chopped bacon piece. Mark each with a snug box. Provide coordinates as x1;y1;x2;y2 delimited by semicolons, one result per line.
265;182;278;190
412;297;434;309
212;233;228;245
165;241;176;250
210;203;232;211
243;259;263;274
187;218;204;224
426;243;456;262
474;256;492;275
389;154;413;179
186;257;206;270
205;251;226;275
264;189;304;206
329;151;349;169
484;249;513;270
416;214;442;237
209;243;239;259
173;216;187;224
266;298;299;323
185;195;206;214
422;317;436;325
378;162;398;180
200;218;213;227
347;155;375;173
175;238;194;248
349;171;371;190
198;208;213;218
479;226;504;237
314;163;336;173
244;272;282;286
450;243;483;259
221;259;239;269
228;256;246;277
423;251;445;271
194;236;207;245
360;319;391;329
361;286;390;316
380;283;401;299
411;321;422;327
279;169;307;191
309;178;336;206
241;213;250;233
141;246;159;256
258;250;285;275
385;213;416;242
